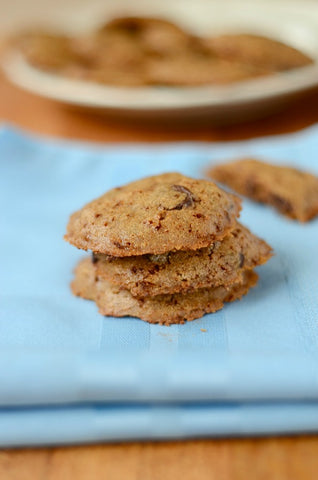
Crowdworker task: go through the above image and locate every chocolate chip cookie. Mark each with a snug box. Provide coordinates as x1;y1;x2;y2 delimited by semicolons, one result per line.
208;158;318;222
205;34;312;72
65;172;241;256
93;223;272;297
72;257;258;325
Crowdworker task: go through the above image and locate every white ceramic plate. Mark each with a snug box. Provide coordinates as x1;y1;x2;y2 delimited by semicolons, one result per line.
2;0;318;121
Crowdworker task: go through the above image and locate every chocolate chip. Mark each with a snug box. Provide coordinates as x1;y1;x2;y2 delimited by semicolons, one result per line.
207;244;215;260
146;211;167;231
245;180;258;196
113;241;125;249
168;185;196;210
113;240;131;250
239;253;245;268
270;194;293;214
148;265;160;275
92;253;99;264
113;17;142;34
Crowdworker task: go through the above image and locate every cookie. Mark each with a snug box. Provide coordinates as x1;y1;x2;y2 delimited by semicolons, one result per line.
72;258;258;325
72;33;143;66
98;16;193;58
208;158;318;222
205;34;313;72
65;172;241;256
71;256;96;301
146;56;268;87
94;223;272;297
64;16;196;86
15;31;78;71
67;21;149;86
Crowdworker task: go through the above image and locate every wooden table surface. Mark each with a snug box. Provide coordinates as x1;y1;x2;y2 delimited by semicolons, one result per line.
1;72;318;479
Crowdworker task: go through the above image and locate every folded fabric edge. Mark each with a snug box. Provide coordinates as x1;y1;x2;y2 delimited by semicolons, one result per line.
1;401;318;447
0;351;318;406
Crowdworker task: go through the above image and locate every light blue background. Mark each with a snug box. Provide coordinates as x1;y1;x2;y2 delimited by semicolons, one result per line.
1;125;318;446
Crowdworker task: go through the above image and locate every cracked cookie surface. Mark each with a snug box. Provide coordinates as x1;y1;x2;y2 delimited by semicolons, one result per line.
65;172;241;256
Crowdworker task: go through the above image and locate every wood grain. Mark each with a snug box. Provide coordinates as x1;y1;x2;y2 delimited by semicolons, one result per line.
1;71;318;479
1;437;318;480
2;72;318;143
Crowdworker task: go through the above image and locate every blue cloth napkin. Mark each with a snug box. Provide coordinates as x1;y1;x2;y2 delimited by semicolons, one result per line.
1;125;318;446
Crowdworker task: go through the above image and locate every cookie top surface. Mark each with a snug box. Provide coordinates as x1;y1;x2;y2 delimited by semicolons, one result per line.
206;34;313;71
72;257;257;325
208;158;318;222
98;16;191;55
146;56;267;87
65;172;241;256
15;32;77;71
94;223;272;297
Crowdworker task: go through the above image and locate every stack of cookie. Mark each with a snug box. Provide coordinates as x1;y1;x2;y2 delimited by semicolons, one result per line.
65;173;272;325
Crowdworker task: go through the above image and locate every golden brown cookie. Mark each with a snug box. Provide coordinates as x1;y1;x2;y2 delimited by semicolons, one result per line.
71;256;96;301
14;31;78;71
98;16;193;58
205;34;313;72
146;56;268;86
72;257;258;325
65;16;196;86
67;21;149;86
65;172;241;256
208;158;318;222
66;61;148;87
94;223;272;297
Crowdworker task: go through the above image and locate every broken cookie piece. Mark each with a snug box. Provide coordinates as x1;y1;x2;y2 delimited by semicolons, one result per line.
207;158;318;222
